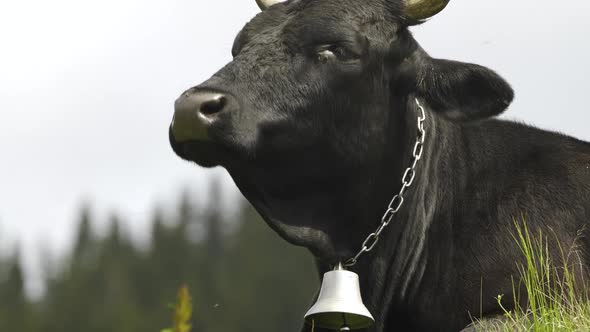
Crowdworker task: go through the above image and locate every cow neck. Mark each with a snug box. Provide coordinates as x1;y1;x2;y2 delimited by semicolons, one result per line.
354;97;444;330
343;98;427;268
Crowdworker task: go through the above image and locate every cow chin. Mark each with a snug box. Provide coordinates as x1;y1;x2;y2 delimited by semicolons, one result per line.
169;126;230;167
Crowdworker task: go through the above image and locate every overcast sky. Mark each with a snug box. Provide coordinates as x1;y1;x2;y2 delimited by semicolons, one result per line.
1;0;588;295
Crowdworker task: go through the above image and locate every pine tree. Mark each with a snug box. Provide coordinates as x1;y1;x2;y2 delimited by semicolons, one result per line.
204;179;224;260
72;203;98;270
0;250;34;331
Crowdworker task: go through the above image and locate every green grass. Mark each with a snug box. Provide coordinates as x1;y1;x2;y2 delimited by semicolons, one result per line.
475;221;590;332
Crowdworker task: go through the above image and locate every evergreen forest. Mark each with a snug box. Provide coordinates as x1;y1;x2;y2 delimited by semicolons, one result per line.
0;183;318;331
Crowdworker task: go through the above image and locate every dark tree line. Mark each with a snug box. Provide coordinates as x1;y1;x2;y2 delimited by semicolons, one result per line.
0;184;318;331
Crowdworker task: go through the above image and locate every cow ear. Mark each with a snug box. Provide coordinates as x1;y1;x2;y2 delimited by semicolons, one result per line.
416;58;514;121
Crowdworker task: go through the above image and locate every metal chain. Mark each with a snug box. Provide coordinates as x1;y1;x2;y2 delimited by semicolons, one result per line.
344;98;427;267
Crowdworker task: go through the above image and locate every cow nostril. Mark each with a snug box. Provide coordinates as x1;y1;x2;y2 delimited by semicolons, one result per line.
200;96;227;116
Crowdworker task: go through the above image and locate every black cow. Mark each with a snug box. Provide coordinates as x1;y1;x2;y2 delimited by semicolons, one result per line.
169;0;590;330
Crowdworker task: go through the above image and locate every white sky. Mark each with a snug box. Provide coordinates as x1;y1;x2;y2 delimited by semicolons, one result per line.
0;0;588;296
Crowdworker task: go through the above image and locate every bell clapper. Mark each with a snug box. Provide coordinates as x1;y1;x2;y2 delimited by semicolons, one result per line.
340;312;351;331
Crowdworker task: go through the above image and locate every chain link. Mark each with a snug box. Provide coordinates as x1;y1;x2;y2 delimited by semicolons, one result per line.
344;98;427;267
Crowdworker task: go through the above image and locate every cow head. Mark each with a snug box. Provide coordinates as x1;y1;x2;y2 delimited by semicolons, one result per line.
169;0;513;264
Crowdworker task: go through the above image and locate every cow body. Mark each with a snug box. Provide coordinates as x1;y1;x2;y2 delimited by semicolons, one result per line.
168;0;590;330
318;113;590;331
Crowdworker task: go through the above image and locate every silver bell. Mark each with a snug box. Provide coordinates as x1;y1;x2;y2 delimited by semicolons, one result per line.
305;263;374;330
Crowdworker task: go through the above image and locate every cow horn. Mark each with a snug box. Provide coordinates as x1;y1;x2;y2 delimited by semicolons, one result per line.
405;0;450;20
256;0;283;10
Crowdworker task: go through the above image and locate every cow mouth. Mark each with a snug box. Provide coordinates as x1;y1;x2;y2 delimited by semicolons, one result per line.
169;126;231;167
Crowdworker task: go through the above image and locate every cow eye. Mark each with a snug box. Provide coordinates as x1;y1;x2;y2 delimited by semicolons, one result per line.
316;46;354;63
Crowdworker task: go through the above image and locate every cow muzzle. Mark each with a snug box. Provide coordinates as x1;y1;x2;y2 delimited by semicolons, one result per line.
171;88;236;143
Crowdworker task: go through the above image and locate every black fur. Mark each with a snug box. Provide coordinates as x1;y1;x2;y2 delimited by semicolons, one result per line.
169;0;590;330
